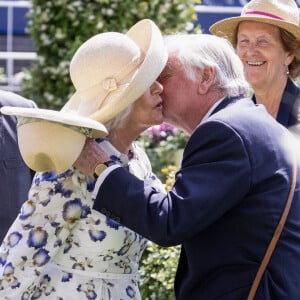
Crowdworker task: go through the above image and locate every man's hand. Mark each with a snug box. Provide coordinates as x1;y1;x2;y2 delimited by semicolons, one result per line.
73;138;110;176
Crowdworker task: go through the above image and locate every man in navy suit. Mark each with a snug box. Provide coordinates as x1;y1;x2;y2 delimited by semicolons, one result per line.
0;90;36;241
74;34;300;299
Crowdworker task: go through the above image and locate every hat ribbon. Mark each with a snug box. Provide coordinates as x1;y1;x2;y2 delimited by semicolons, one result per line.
16;116;94;137
98;52;145;108
73;53;144;118
244;10;284;20
77;53;143;96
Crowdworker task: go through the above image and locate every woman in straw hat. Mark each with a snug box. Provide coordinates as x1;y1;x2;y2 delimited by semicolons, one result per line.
0;19;167;299
210;0;300;134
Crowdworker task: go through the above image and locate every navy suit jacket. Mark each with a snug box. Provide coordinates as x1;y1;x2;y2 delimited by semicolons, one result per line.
94;98;300;299
0;90;36;242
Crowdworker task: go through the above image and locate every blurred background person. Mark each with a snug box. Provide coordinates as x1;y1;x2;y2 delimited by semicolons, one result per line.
0;90;36;242
210;0;300;134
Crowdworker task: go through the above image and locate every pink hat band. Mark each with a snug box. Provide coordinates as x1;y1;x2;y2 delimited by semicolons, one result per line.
209;0;300;47
244;10;284;21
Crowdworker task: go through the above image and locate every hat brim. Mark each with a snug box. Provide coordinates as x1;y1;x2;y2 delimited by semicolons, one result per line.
1;106;108;138
210;16;300;46
17;121;87;173
88;19;168;123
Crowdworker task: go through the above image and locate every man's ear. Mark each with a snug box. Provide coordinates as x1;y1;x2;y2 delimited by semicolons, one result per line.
197;67;215;94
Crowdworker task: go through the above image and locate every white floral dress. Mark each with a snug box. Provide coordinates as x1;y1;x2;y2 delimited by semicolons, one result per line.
0;140;164;300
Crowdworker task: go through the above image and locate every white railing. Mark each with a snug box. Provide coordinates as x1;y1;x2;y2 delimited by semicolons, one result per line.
195;5;242;14
0;0;36;92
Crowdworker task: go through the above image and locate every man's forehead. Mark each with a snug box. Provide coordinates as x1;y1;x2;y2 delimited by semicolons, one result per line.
163;56;180;73
163;61;173;73
158;60;175;83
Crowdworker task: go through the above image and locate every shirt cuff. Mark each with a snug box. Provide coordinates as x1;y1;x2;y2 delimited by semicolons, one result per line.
92;164;121;199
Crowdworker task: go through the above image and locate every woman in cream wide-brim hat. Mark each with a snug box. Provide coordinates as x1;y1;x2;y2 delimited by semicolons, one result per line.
0;19;167;300
210;0;300;135
1;16;167;174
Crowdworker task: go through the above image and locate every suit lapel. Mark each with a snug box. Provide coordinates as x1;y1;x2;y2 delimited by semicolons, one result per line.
210;96;244;116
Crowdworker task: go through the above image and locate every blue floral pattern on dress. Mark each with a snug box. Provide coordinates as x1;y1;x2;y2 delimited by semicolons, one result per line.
0;142;165;299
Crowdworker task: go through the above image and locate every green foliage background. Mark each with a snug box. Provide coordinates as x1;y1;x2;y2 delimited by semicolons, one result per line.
22;1;199;298
23;0;200;110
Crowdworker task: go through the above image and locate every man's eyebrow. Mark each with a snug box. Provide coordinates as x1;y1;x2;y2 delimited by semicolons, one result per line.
164;61;173;72
158;62;174;81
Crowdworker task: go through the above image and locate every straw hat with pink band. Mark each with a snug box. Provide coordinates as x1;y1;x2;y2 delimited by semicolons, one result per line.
0;19;167;174
209;0;300;46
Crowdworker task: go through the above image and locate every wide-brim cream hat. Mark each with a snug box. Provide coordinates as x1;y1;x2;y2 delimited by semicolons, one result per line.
61;18;168;123
210;0;300;46
0;19;167;173
0;106;108;173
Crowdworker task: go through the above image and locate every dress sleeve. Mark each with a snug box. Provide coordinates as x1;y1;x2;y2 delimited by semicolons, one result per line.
0;169;93;297
130;142;166;193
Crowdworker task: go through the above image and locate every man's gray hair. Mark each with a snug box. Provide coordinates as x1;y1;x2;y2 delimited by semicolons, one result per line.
164;33;250;98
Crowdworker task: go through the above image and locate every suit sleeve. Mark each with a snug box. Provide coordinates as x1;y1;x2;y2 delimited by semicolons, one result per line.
93;120;252;246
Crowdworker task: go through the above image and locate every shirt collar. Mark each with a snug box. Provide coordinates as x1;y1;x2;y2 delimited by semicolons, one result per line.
200;97;225;125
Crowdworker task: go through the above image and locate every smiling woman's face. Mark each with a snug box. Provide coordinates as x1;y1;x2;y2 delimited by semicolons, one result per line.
236;21;294;90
